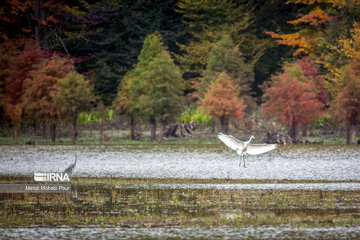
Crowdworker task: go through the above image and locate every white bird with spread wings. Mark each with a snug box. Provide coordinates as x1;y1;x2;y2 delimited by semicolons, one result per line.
218;133;277;168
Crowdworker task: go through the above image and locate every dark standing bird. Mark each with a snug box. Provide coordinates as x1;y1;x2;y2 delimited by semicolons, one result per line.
64;153;77;174
218;133;277;167
64;153;78;201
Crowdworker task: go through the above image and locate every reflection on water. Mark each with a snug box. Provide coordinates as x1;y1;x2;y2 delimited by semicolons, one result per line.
1;227;360;240
1;145;360;180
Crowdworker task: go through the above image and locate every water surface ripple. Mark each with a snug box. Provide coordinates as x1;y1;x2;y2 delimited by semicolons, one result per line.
1;145;359;180
1;227;360;240
116;182;360;190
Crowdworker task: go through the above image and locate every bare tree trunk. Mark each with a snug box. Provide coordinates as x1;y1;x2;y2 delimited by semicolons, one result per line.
42;122;47;138
289;123;297;140
34;0;40;45
13;125;19;144
72;115;78;145
157;120;167;142
346;122;357;145
150;118;156;141
34;0;49;50
220;117;229;134
99;121;104;144
98;102;105;145
30;121;36;143
33;121;37;137
211;118;215;134
130;115;136;140
50;124;56;143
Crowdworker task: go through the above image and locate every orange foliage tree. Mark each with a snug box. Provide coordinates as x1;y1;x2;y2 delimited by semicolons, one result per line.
2;41;43;142
200;72;245;133
265;6;331;56
266;1;360;92
22;55;73;142
262;72;324;139
265;0;358;56
4;42;43;105
331;58;360;144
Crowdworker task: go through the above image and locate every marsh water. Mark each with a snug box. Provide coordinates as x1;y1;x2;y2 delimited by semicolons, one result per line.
1;144;360;239
118;182;360;190
1;144;359;180
1;226;360;240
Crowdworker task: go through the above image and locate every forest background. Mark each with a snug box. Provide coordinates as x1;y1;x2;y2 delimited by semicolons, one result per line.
0;0;359;145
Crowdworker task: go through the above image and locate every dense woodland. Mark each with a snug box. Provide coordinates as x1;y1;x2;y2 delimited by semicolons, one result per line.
0;0;359;144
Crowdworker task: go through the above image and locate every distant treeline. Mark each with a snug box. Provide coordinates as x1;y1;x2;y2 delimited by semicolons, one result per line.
0;0;359;144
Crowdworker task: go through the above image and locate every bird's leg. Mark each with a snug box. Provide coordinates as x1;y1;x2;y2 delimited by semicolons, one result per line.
243;153;246;168
74;182;78;199
239;155;242;167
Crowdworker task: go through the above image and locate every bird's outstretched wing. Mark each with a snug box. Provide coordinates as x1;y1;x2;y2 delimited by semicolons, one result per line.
246;144;277;155
218;133;244;151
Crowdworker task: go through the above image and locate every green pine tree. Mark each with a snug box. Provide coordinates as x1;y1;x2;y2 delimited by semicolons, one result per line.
138;50;184;141
115;33;184;141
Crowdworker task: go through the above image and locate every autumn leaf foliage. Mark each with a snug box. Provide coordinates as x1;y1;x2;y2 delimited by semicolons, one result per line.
265;4;333;56
332;58;360;123
297;57;329;105
331;58;360;143
200;72;245;133
3;41;43;134
282;57;329;106
262;72;324;139
22;54;73;124
3;41;43;105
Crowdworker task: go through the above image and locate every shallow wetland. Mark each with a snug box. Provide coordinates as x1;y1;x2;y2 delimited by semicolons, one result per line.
0;144;359;239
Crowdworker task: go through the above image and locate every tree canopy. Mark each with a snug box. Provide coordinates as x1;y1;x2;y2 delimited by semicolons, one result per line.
331;58;360;144
114;32;184;141
1;0;360;143
53;71;96;144
200;72;245;134
261;62;325;139
22;55;73;125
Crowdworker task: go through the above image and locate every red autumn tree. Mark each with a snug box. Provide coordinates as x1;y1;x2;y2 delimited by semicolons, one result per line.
22;54;73;142
262;73;324;139
200;72;245;133
297;57;329;106
332;58;360;144
2;41;43;142
281;58;329;107
4;41;43;105
0;41;19;126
